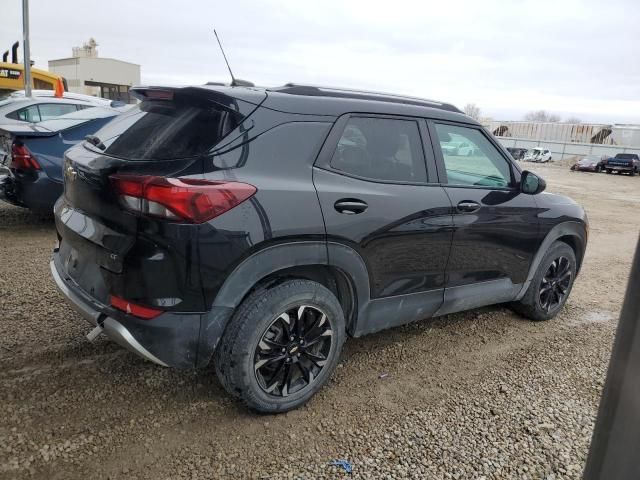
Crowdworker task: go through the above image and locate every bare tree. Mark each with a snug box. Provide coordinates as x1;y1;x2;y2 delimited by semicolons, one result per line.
524;110;561;122
565;117;582;124
463;103;481;120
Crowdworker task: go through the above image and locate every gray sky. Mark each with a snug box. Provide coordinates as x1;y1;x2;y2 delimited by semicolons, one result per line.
1;0;639;123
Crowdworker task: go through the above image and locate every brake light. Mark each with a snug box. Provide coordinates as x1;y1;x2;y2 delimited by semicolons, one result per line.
110;175;256;223
110;295;163;320
11;143;40;170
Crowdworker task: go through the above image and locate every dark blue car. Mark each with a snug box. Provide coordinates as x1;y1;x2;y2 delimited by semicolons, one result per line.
0;106;125;213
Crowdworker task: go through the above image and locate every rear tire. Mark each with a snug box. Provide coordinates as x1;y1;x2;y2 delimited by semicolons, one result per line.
214;279;346;413
511;242;577;321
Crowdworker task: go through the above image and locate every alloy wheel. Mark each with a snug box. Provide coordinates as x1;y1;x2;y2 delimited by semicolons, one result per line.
539;256;572;313
254;305;333;397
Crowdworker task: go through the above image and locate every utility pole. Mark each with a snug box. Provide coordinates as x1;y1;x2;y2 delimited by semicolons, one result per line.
22;0;32;97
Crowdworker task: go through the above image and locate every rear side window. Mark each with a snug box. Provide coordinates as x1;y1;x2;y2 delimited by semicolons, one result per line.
37;103;78;120
330;116;427;183
88;95;242;160
434;123;513;188
8;105;41;122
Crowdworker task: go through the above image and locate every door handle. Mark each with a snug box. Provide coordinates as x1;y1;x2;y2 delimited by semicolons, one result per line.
456;200;481;213
334;199;368;215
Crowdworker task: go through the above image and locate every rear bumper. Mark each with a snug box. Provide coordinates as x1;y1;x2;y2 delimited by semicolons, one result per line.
50;253;231;369
0;171;62;213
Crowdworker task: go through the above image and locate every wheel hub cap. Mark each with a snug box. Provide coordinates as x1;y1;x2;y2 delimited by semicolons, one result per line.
539;256;572;313
254;305;333;397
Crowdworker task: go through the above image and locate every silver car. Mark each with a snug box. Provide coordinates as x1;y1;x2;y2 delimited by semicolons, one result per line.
0;90;121;124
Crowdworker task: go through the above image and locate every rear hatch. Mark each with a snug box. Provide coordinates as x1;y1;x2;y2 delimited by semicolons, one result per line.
55;86;265;313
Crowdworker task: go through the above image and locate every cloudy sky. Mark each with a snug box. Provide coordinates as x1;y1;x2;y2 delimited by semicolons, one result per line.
1;0;639;123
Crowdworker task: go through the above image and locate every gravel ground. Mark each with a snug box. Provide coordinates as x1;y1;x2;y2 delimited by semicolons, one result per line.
1;164;639;480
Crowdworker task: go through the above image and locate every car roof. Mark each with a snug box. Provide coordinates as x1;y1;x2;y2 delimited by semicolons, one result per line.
8;90;114;105
192;83;475;124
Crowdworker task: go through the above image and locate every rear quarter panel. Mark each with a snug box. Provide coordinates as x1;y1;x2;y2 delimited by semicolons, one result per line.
197;120;334;307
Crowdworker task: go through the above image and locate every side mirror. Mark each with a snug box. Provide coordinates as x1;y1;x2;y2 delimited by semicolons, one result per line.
521;170;546;195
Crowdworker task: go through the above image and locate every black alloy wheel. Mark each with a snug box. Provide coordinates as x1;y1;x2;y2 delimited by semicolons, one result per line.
539;256;572;314
254;305;333;397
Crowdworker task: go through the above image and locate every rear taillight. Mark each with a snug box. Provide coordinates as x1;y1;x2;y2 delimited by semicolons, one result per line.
11;143;40;171
110;175;257;223
110;295;163;320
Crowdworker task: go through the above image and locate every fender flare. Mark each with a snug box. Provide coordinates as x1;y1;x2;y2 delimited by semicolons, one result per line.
196;241;372;367
514;221;587;301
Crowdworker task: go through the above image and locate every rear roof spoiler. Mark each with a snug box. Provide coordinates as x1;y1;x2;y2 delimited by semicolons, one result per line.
130;85;267;117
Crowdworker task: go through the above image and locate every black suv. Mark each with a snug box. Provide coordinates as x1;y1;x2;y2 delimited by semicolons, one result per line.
51;84;587;412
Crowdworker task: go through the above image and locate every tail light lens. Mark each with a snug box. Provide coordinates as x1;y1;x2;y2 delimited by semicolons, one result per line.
110;175;257;223
11;143;40;171
110;295;163;320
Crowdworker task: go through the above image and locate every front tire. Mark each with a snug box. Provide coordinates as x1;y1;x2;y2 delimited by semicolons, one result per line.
511;242;577;321
214;279;346;413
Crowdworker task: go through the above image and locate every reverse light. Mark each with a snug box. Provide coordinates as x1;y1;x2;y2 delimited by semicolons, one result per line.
110;175;256;223
110;295;163;320
11;143;41;171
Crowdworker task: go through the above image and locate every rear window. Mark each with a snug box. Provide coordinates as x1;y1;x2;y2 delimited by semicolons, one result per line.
86;94;242;160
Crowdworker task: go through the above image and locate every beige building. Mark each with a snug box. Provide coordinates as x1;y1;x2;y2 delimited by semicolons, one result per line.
48;39;140;103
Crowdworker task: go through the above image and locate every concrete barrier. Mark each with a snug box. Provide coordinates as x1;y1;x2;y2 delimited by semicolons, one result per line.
496;136;640;161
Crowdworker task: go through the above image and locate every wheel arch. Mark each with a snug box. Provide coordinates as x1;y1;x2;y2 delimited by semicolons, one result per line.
515;221;587;301
197;241;369;367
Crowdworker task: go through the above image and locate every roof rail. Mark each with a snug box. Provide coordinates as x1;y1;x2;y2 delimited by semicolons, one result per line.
268;83;462;113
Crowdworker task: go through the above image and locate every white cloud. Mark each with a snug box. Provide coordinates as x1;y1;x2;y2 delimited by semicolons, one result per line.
1;0;638;122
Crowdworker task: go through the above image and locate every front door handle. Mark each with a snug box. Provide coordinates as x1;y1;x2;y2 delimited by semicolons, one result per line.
334;199;368;215
456;200;481;213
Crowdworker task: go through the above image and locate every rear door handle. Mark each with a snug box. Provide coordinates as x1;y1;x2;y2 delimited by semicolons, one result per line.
334;199;368;215
456;200;481;213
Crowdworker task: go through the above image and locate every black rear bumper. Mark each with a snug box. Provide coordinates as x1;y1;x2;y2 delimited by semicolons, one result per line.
51;251;232;369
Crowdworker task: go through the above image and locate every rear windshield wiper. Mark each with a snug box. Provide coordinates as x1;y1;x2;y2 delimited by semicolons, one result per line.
85;135;106;151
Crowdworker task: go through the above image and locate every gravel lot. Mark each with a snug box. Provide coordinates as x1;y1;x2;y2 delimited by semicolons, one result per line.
1;164;639;479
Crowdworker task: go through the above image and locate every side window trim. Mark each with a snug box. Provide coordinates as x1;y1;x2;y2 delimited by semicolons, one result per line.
314;112;436;186
427;119;521;189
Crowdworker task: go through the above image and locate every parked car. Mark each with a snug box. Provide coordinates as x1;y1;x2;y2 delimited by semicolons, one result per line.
0;106;126;213
524;147;553;163
0;90;122;124
440;138;479;156
51;84;587;413
506;147;528;160
605;153;640;176
571;155;609;173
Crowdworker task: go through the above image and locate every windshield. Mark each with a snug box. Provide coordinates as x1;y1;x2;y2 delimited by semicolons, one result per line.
86;95;242;161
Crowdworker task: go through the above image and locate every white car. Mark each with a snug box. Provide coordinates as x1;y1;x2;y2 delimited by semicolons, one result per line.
0;90;123;125
525;148;553;163
441;140;480;156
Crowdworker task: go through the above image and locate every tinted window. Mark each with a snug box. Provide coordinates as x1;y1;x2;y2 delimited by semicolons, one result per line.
8;105;41;122
434;123;512;188
616;153;639;160
330;116;427;182
37;103;78;121
88;95;242;160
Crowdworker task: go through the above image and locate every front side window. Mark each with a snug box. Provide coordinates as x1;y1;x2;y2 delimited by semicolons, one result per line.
330;116;427;183
37;103;78;121
434;123;512;188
